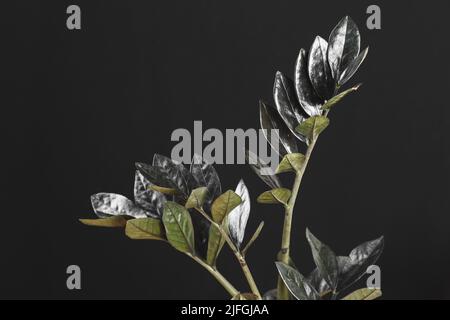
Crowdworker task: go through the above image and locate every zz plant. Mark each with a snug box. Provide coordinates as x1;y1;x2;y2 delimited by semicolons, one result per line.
81;16;384;300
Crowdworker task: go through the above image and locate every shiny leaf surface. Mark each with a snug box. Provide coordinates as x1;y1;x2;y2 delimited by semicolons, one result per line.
260;100;299;155
308;36;335;100
339;47;368;85
306;229;339;290
91;193;148;219
295;49;323;116
273;72;308;142
162;202;195;253
328;16;361;80
246;149;282;189
276;262;320;300
134;171;165;218
227;180;251;249
190;154;222;211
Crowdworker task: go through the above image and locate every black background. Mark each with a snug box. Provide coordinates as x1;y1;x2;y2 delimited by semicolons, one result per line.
3;0;450;299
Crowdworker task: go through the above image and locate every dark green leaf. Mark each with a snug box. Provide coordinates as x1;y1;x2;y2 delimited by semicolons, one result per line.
257;188;291;206
79;216;127;228
185;187;209;209
306;229;339;290
273;72;308;142
211;190;242;224
190;154;222;212
295;116;330;141
295;48;323;116
260;100;299;156
275;262;320;300
308;36;335;100
328;16;361;80
246;149;282;189
162;202;195;254
134;170;165;218
152;154;196;198
339;47;369;85
342;288;382;300
125;218;165;240
322;84;361;110
276;153;306;174
338;236;385;290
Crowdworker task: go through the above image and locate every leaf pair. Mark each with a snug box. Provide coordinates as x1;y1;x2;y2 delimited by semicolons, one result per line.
307;233;385;296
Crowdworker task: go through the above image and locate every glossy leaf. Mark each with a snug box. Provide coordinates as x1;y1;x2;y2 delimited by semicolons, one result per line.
276;153;306;174
260;100;299;155
246;149;282;189
190;154;221;211
295;49;323;116
308;36;335;100
227;180;251;249
91;193;148;219
162;202;195;254
242;221;264;256
257;188;291;206
296;116;330;141
342;288;382;300
79;216;127;228
275;262;320;300
185;187;209;209
135;162;176;191
306;229;339;290
322;84;361;110
339;236;385;290
206;224;225;266
273;72;308;142
328;16;361;80
339;47;368;85
152;154;196;198
125;217;165;240
134;171;165;218
211;190;242;224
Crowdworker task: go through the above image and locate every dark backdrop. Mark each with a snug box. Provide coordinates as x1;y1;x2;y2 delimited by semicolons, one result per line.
2;0;450;299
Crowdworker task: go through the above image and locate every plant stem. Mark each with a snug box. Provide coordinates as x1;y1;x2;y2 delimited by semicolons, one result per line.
195;208;262;299
188;253;239;297
277;134;319;300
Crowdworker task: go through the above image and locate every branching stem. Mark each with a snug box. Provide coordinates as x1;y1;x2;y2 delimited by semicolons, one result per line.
195;207;262;299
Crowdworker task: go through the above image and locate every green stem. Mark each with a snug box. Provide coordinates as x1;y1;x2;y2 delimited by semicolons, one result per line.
277;134;319;300
195;208;262;299
188;254;239;297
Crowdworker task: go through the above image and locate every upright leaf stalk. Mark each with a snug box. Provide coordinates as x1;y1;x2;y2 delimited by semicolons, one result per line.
277;132;320;300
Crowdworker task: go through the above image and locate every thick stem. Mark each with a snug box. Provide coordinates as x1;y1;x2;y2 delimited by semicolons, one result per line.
195;208;262;299
277;135;319;300
189;254;239;297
